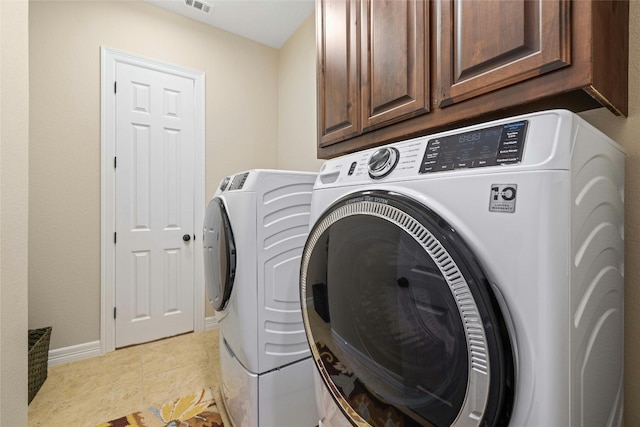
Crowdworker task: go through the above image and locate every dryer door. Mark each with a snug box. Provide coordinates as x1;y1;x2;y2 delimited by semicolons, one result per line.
203;196;236;311
300;191;514;427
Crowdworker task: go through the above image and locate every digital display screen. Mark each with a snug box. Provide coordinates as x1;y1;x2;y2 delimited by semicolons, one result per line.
420;120;528;173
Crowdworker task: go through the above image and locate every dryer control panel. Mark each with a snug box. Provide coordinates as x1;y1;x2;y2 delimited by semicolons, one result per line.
419;120;528;173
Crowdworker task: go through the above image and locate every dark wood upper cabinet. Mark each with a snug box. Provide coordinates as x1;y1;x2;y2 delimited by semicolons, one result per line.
361;0;429;130
317;0;360;147
318;0;429;148
437;0;570;107
316;0;629;159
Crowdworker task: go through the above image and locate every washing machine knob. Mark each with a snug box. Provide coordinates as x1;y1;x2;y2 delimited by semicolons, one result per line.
219;176;231;191
368;147;399;179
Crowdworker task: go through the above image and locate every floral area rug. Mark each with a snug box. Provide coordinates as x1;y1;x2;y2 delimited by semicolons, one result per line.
317;341;423;427
96;388;224;427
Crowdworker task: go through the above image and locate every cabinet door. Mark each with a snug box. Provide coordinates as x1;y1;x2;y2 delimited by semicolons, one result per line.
436;0;571;107
317;0;360;147
360;0;429;131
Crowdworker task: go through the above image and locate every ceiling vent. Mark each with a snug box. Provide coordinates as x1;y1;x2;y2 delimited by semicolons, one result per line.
185;0;212;14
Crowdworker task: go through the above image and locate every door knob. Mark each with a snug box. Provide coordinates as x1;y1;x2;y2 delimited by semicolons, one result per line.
183;234;191;242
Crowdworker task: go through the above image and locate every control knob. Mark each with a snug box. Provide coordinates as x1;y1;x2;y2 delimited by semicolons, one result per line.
219;176;231;191
368;147;399;179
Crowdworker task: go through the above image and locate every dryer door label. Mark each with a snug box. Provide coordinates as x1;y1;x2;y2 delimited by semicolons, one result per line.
489;184;517;213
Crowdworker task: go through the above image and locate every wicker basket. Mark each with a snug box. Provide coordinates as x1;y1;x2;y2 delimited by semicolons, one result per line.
28;326;52;404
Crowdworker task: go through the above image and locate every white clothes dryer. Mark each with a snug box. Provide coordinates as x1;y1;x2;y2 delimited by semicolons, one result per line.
300;110;624;427
203;169;319;427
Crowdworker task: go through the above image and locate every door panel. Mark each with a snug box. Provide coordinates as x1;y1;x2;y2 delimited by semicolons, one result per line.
317;0;361;147
203;197;236;312
437;0;571;107
300;191;515;426
115;61;195;348
361;0;428;130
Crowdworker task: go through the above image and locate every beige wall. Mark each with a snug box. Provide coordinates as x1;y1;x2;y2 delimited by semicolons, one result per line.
0;0;29;424
278;13;324;172
29;0;281;349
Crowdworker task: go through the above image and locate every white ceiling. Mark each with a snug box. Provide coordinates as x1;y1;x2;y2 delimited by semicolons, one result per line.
146;0;315;49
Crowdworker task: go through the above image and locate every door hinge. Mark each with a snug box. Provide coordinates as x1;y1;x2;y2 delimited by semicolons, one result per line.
114;81;117;94
114;232;117;244
114;156;117;169
113;307;117;319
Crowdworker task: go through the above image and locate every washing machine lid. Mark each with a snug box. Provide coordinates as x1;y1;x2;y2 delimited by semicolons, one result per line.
204;196;236;311
300;190;514;427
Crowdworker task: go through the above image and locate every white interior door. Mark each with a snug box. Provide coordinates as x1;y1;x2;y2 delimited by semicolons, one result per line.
114;61;196;348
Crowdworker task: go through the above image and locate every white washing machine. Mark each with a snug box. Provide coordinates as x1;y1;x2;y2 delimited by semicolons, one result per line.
299;110;624;427
203;169;319;427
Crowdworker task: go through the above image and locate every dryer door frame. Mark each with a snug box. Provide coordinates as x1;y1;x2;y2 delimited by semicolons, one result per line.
203;196;236;311
300;190;514;427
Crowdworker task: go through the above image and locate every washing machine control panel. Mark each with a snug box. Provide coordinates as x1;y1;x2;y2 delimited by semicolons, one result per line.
317;111;578;187
419;120;528;173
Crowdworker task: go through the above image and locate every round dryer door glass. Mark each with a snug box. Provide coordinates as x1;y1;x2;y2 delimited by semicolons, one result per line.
300;191;514;427
203;197;236;311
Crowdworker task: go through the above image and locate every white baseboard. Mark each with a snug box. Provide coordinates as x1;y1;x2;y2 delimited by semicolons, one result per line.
48;318;219;367
48;340;102;367
205;316;218;330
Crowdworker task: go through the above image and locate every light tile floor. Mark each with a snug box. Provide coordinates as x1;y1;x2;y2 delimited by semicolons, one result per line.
28;328;230;426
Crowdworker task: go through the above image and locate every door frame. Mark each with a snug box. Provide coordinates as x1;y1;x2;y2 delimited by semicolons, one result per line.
100;47;205;353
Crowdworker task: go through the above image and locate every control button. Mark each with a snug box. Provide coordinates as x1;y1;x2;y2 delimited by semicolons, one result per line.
368;147;400;179
436;163;454;171
499;148;519;155
496;157;519;164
